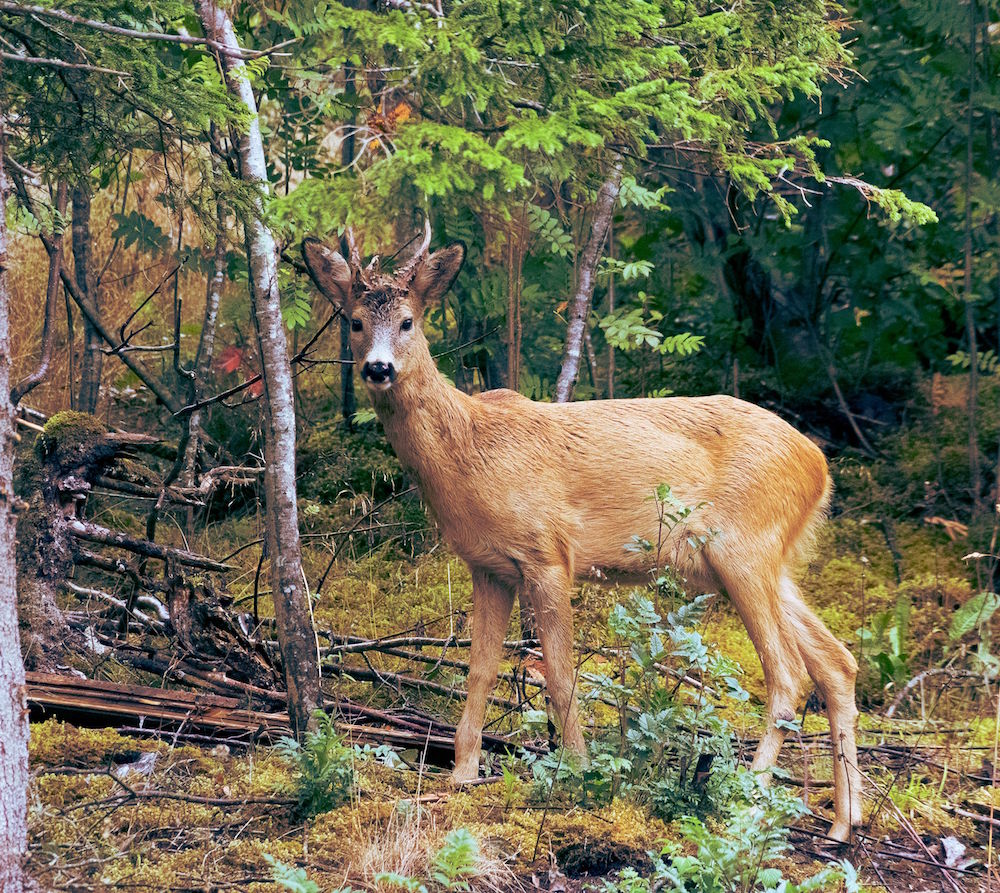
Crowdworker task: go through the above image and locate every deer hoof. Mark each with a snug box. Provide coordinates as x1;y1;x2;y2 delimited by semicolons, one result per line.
450;765;478;786
826;820;853;844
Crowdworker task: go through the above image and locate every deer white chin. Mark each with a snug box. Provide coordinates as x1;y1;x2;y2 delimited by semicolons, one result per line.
364;379;393;392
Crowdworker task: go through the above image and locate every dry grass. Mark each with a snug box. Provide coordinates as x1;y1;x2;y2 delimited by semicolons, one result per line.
356;804;514;893
9;169;219;420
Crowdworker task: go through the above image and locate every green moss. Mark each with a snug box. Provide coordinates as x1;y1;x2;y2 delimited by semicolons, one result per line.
442;794;669;872
37;411;108;467
30;720;142;767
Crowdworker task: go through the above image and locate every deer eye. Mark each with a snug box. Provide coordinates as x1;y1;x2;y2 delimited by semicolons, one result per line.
350;318;363;333
401;318;413;332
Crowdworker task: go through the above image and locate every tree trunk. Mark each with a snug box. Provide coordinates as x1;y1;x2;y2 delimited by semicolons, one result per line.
0;90;30;893
963;0;982;512
555;160;622;403
339;58;358;426
74;185;103;414
182;196;226;491
196;0;321;735
340;315;356;425
606;219;615;399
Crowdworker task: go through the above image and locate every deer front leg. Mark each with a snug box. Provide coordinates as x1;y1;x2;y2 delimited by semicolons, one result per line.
452;568;515;783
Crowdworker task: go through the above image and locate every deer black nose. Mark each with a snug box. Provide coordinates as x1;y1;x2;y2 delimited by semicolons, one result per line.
363;360;395;384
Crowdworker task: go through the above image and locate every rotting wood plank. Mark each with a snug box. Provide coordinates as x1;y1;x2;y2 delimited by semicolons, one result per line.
24;673;532;762
26;672;289;738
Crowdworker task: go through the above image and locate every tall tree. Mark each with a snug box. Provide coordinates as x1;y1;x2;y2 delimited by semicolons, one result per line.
0;80;29;893
195;0;322;734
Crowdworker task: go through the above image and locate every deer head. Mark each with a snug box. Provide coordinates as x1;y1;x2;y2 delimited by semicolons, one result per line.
302;224;465;391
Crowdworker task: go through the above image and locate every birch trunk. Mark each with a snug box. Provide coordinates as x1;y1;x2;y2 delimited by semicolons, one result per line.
554;161;622;403
196;0;321;734
0;94;30;893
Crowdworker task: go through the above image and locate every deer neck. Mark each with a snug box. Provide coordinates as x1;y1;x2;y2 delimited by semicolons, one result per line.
370;347;471;483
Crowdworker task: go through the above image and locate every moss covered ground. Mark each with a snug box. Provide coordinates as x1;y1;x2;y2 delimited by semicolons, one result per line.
21;390;1000;891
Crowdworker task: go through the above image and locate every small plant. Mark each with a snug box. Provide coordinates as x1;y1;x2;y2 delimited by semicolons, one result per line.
276;710;356;818
858;592;911;689
599;867;651;893
948;588;1000;676
265;854;358;893
429;828;479;890
525;486;743;819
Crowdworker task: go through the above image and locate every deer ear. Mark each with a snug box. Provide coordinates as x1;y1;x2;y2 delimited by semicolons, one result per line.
302;238;353;307
410;243;465;308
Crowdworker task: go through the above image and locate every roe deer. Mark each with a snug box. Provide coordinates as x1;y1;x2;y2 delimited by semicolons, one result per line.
303;228;863;842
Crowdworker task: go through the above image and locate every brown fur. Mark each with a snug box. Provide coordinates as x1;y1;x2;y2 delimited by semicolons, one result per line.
303;237;864;842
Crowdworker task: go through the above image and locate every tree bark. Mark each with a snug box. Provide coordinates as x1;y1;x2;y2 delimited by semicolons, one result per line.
555;160;622;403
606;218;615;399
339;314;356;425
338;57;358;426
0;88;30;893
196;0;321;735
74;185;103;414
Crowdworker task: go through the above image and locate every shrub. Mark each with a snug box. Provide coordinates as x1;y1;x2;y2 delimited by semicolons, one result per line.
525;592;747;821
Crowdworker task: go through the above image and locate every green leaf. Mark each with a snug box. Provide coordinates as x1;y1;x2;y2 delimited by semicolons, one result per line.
948;592;1000;643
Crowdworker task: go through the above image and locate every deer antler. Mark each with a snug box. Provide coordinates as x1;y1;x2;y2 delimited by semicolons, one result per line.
398;216;433;279
343;227;363;269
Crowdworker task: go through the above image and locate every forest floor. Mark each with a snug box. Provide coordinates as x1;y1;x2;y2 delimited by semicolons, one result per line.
22;506;1000;893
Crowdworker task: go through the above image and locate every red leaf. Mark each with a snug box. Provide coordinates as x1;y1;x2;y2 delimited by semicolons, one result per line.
217;346;243;375
247;379;264;398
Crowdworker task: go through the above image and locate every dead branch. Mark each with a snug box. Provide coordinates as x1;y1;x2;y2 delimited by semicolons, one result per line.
0;1;296;58
324;633;539;654
9;168;182;412
884;668;983;718
324;661;523;710
92;475;204;507
174;312;340;417
67;519;233;573
0;51;128;75
61;581;167;627
75;550;170;594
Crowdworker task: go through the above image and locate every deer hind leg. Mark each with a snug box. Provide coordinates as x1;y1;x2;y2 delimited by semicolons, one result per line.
525;564;586;757
452;568;515;783
710;557;810;776
780;576;862;842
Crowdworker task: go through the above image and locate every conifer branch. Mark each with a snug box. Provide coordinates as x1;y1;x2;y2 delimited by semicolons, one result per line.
0;1;297;58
